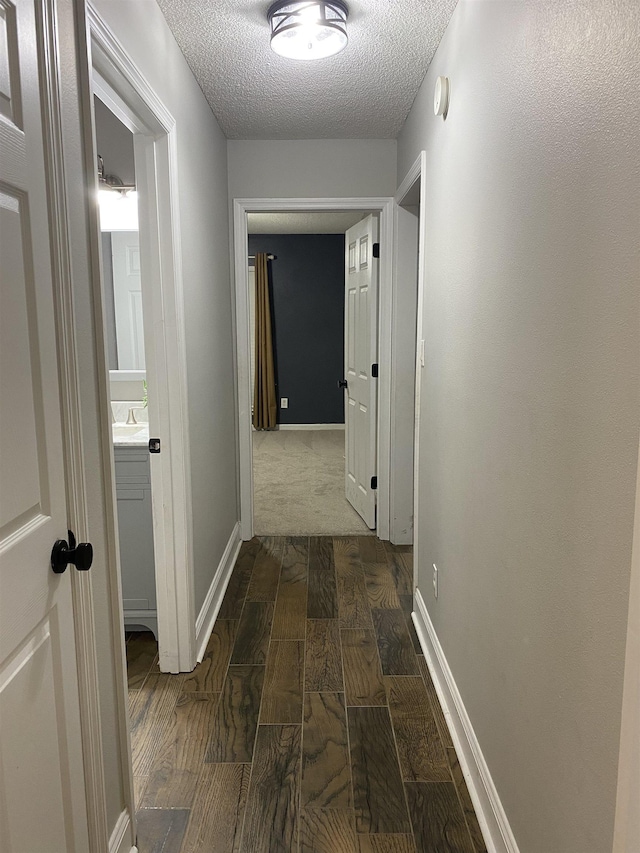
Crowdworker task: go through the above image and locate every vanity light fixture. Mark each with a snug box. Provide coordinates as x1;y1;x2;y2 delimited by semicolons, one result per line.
267;0;349;61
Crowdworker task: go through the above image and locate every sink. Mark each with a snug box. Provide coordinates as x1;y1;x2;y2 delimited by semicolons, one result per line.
112;422;149;444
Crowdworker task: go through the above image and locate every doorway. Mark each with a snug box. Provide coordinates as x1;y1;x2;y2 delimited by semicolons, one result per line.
247;213;374;536
94;96;158;642
89;13;195;673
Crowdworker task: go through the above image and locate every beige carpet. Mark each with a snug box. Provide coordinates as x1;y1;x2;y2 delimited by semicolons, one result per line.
252;429;374;536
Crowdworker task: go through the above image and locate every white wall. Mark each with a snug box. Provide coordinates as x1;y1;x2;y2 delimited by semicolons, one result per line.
399;1;640;851
92;1;239;619
228;138;397;199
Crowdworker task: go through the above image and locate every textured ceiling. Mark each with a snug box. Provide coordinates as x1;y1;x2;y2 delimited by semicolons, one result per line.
155;0;458;139
247;211;366;233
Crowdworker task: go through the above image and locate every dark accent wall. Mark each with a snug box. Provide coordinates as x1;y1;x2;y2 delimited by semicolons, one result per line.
248;234;345;425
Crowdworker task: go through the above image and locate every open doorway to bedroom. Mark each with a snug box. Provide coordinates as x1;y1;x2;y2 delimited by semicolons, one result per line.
247;211;374;536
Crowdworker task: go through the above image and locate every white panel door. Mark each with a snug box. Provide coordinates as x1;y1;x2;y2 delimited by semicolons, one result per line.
112;230;145;370
344;215;379;528
0;0;90;850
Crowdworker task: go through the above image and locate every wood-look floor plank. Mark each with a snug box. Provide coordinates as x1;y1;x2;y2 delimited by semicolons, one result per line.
383;542;413;554
358;536;387;564
272;537;308;639
334;538;372;629
398;594;421;653
126;632;158;690
302;692;351;810
363;562;402;610
357;835;416;853
309;536;336;571
180;763;251;853
305;619;343;692
246;537;284;602
141;692;221;808
205;665;265;763
129;673;183;776
384;677;450;782
299;809;357;853
385;550;413;596
371;609;420;676
405;781;475;853
348;706;411;834
218;540;260;619
272;582;308;640
446;748;488;853
230;601;274;665
239;724;302;853
417;655;453;749
183;620;238;693
260;640;304;724
135;808;190;853
307;564;338;618
340;629;386;706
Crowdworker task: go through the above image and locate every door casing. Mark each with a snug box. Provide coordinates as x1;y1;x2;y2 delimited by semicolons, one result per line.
232;197;395;541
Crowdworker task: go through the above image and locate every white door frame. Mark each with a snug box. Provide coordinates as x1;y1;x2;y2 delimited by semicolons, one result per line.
394;152;427;574
88;5;195;673
233;198;394;541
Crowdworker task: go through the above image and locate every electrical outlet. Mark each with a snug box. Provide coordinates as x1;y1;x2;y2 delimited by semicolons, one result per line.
280;397;288;409
433;563;438;599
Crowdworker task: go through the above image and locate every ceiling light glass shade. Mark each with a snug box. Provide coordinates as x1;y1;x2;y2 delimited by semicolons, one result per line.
268;0;348;61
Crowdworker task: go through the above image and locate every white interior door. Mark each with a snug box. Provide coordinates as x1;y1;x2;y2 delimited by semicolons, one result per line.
0;0;90;849
112;230;145;370
344;215;379;529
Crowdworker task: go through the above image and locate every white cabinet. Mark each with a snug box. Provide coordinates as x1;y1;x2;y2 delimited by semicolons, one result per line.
114;446;157;637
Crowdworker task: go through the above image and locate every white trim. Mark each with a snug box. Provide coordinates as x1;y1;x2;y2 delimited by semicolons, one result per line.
395;153;422;205
613;435;640;852
389;153;424;545
233;197;394;541
412;588;520;853
195;522;243;661
411;152;428;587
276;423;345;431
108;809;136;853
39;0;109;848
88;5;195;673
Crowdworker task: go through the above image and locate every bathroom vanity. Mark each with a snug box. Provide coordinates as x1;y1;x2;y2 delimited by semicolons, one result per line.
113;424;157;638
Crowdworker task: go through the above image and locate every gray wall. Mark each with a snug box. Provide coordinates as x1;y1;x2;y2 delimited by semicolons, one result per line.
227;138;397;199
92;1;238;634
248;234;345;425
94;96;135;186
398;2;640;852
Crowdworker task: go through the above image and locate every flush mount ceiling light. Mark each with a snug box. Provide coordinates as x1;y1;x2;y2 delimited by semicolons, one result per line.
267;0;349;61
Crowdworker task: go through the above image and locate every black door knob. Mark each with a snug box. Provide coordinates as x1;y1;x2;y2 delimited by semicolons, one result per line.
51;531;93;574
338;379;348;389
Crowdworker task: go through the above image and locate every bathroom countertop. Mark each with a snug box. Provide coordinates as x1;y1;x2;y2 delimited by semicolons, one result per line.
112;423;149;446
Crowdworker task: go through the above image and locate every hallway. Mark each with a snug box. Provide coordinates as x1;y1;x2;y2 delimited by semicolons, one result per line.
127;536;486;852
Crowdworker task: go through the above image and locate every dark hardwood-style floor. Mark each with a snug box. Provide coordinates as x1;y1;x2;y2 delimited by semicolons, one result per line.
126;536;487;853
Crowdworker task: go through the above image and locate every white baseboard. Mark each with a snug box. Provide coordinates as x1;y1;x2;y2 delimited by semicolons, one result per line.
277;423;345;431
109;808;135;853
412;588;520;853
195;522;242;662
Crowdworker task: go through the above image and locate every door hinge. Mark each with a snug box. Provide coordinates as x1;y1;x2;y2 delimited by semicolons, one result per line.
371;363;379;378
371;476;378;490
372;242;380;259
